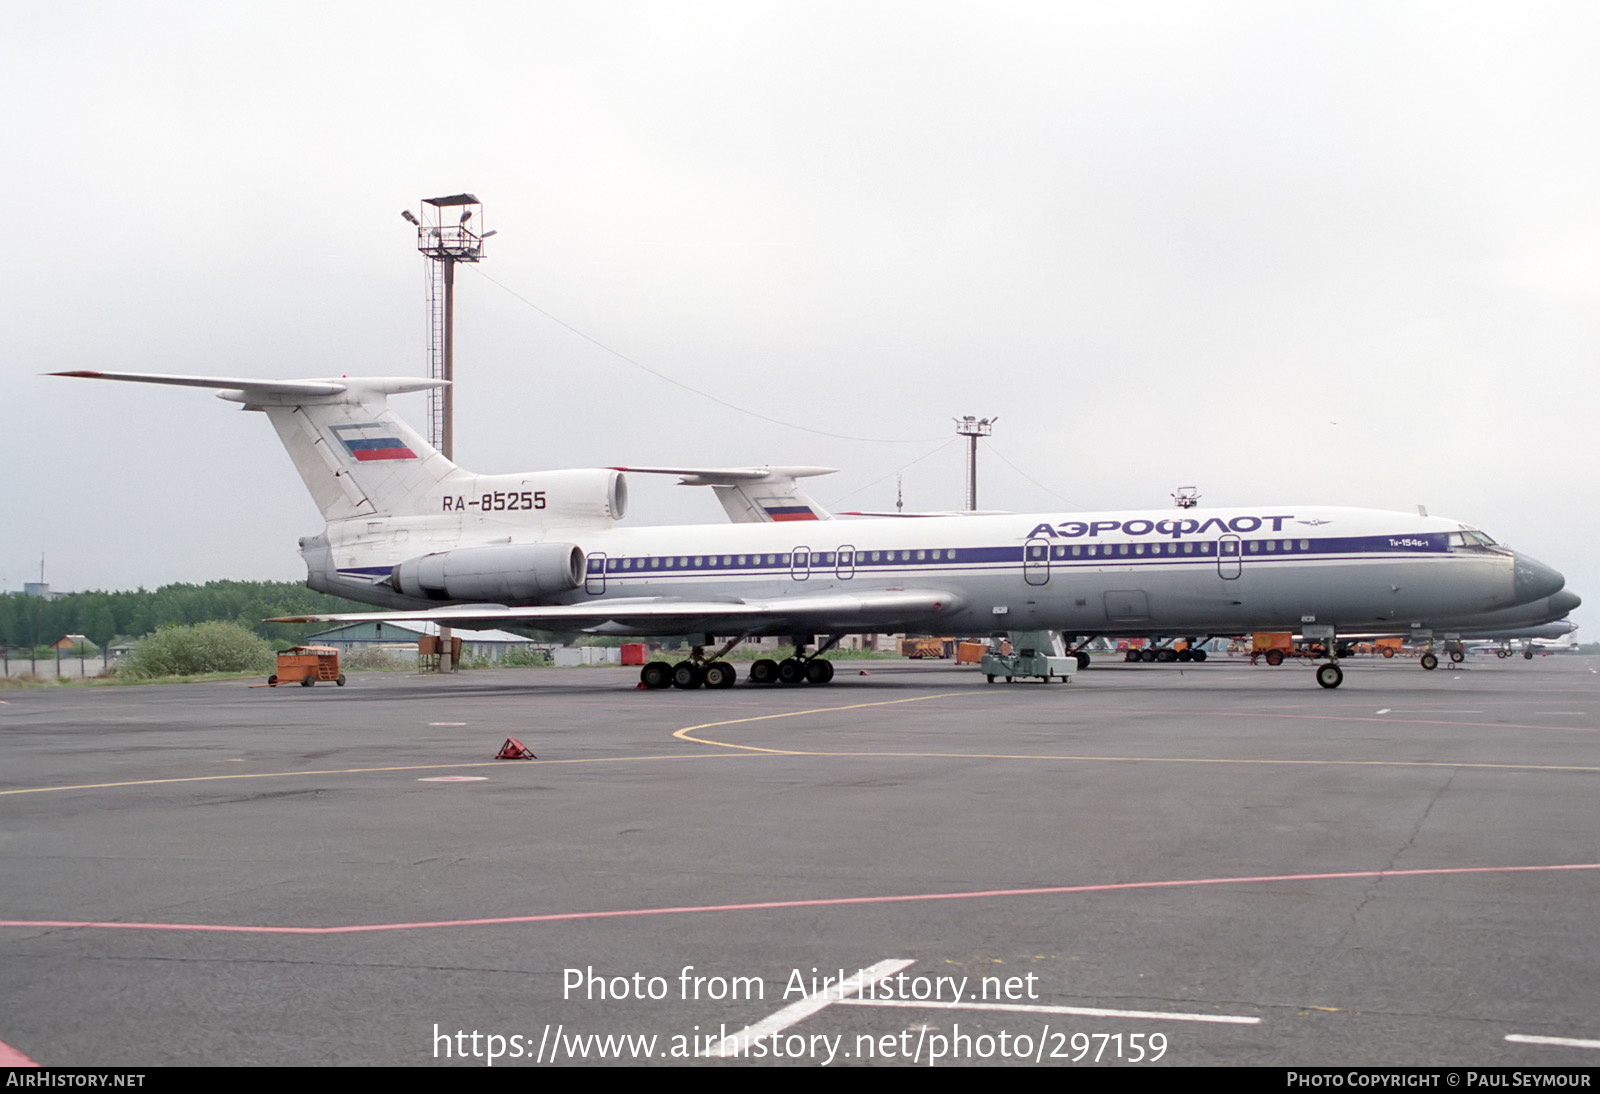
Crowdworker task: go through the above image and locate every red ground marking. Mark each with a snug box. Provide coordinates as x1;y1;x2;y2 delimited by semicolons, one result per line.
0;1039;38;1065
2;863;1594;936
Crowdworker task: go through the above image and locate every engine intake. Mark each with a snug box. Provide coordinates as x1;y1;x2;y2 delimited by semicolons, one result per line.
391;542;586;603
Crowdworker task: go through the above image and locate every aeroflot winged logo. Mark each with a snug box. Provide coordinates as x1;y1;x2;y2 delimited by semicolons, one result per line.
1024;514;1306;539
330;423;418;462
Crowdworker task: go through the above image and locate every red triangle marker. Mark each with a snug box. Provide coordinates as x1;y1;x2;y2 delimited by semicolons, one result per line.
496;737;537;760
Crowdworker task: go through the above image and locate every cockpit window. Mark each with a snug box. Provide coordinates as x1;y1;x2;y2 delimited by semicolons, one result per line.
1452;530;1497;548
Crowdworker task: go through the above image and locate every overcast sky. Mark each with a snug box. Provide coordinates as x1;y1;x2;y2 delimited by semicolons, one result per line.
5;1;1597;629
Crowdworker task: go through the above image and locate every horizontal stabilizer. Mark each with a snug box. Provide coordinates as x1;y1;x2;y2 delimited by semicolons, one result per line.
53;370;458;521
51;370;446;405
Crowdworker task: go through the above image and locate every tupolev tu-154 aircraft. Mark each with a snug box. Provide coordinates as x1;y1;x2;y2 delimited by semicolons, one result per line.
54;371;1573;690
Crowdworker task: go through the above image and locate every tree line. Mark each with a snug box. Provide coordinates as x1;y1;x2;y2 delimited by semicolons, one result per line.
0;581;370;650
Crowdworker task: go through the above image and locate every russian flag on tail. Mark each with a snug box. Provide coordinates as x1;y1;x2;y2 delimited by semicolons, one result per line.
758;498;820;522
331;423;418;462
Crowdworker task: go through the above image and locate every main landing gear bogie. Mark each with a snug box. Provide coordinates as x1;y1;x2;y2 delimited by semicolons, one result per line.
639;658;738;690
639;637;843;693
757;655;835;687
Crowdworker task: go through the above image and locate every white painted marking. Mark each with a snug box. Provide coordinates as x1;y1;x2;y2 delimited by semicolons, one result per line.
1375;709;1391;714
841;997;1260;1025
1506;1033;1600;1050
429;722;467;727
418;776;488;783
702;958;914;1058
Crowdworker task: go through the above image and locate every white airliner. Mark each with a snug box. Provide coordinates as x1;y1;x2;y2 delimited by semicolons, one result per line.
54;371;1573;690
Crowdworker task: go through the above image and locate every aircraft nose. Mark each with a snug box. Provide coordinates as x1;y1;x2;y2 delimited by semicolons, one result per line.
1513;552;1566;605
1549;589;1582;615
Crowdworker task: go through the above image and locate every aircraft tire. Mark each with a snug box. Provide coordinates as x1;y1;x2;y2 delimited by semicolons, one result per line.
1524;650;1534;660
1421;653;1438;670
671;661;704;689
641;661;673;689
703;662;737;689
1316;663;1344;689
776;658;805;685
1449;650;1465;663
749;659;778;685
805;659;834;684
1075;651;1090;670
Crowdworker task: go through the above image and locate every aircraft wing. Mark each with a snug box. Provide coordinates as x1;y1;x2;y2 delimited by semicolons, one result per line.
269;588;961;636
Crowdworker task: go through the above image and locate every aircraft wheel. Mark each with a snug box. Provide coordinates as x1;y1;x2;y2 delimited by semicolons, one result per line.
267;675;278;687
1421;652;1438;670
1495;649;1509;659
1192;649;1207;662
671;661;704;689
1449;650;1464;664
749;659;778;685
1075;651;1090;670
1382;647;1395;658
805;659;834;684
336;674;346;687
1316;663;1344;689
1265;650;1284;667
1524;650;1534;660
776;658;806;685
641;661;673;689
703;662;737;690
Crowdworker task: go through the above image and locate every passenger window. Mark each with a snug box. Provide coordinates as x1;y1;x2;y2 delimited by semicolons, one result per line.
1300;540;1309;550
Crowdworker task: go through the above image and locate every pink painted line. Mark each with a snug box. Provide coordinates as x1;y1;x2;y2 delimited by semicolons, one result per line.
2;863;1595;937
0;1039;38;1066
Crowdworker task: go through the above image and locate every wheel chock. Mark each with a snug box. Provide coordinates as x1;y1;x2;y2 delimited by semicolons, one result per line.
496;737;537;760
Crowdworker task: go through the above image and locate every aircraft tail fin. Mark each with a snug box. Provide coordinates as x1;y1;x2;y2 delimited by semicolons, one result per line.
614;465;835;523
51;371;465;521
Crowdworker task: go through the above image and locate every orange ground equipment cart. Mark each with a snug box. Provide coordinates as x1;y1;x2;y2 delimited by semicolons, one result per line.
269;646;346;688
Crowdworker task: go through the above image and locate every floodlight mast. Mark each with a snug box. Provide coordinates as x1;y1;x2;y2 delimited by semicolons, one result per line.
953;416;995;512
402;194;487;673
405;193;488;459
